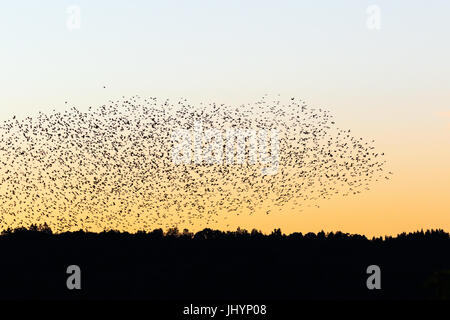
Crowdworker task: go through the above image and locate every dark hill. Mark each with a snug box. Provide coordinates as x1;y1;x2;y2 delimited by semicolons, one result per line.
0;226;449;300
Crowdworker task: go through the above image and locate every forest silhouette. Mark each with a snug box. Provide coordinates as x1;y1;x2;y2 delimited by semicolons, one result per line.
0;225;449;300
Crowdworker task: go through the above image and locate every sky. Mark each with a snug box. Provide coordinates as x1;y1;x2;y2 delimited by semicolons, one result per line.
0;1;449;236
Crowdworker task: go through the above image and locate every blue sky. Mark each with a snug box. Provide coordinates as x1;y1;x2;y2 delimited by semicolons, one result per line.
1;1;449;117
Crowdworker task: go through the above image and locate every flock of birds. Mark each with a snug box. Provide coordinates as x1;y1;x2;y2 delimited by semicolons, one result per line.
0;95;392;232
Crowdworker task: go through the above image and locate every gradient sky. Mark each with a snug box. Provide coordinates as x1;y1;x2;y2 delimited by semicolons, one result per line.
1;1;449;236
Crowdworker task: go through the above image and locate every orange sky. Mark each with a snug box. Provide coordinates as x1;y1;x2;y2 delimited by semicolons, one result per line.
1;2;449;237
